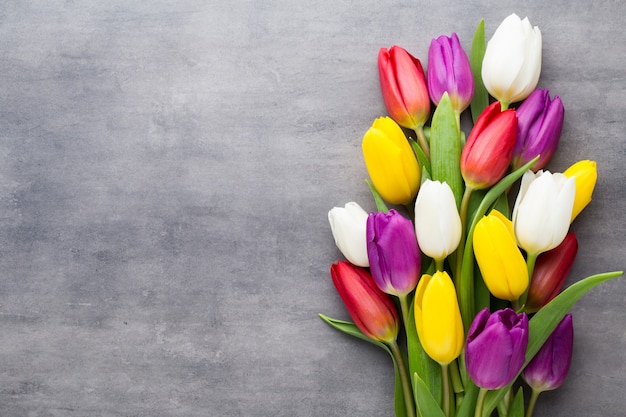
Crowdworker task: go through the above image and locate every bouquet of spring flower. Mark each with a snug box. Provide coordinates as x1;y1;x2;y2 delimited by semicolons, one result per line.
320;14;622;417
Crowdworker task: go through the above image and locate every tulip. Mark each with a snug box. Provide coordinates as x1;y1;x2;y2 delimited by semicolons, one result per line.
563;160;597;222
414;180;462;263
512;170;575;256
466;308;529;390
526;233;578;313
328;202;370;267
473;210;528;302
362;117;421;205
378;46;430;130
427;33;474;113
461;101;518;190
522;314;574;392
512;89;564;171
413;271;464;365
331;261;399;343
366;210;420;296
482;13;542;106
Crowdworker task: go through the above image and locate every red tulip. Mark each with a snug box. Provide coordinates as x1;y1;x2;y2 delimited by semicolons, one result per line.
331;261;399;343
461;101;518;189
378;46;430;130
525;233;578;313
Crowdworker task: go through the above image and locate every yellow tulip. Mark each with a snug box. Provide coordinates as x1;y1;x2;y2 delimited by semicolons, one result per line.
413;271;463;364
362;117;421;205
473;210;528;301
563;160;597;222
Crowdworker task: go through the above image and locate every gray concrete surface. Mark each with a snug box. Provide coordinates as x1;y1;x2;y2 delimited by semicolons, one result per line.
0;1;624;416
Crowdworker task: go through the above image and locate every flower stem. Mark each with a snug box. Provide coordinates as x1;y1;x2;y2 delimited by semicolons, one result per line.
517;252;538;310
475;388;488;417
525;389;541;417
449;359;464;395
455;186;474;288
415;126;431;159
399;294;411;339
389;340;416;417
441;363;451;417
500;101;510;110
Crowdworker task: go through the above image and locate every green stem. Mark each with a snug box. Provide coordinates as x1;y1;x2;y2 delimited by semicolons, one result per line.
475;388;488;417
525;389;541;417
415;125;431;160
441;363;451;417
399;294;411;340
500;101;510;110
518;252;538;310
455;187;474;289
449;359;464;395
436;258;445;272
389;340;416;417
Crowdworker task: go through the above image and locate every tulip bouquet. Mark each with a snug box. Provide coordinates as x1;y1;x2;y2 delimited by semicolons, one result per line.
320;14;622;417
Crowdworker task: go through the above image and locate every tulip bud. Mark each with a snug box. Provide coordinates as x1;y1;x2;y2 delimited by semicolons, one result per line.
512;170;575;255
427;33;474;113
482;14;542;106
473;210;528;301
461;101;518;189
512;89;564;171
328;202;370;267
525;233;578;313
366;210;420;296
563;160;597;222
331;261;399;344
523;314;574;391
466;308;529;390
414;180;462;263
413;271;464;365
378;46;431;130
362;117;421;205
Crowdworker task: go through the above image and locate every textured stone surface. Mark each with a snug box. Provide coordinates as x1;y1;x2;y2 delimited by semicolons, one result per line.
0;1;624;416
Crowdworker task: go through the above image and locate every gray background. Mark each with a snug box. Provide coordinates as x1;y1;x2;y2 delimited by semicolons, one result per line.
1;1;624;416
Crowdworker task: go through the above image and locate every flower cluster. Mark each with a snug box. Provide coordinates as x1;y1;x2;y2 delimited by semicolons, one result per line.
321;14;621;417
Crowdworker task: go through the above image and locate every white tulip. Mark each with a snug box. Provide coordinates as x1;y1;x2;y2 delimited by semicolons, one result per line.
414;180;462;262
512;170;575;255
328;202;369;267
482;13;542;105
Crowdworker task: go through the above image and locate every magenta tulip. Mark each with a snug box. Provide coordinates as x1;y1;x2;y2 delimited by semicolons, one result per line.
427;32;474;113
466;308;529;389
523;314;574;391
366;210;420;296
512;88;564;171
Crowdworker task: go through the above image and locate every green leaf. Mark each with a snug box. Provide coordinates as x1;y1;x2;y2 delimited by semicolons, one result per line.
410;138;432;179
455;380;479;417
507;388;524;417
408;299;442;407
319;314;408;417
413;373;446;417
366;180;389;213
430;92;463;208
469;19;489;124
482;270;624;415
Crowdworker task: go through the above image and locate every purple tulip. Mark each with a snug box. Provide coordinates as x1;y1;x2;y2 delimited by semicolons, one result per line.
427;33;474;113
366;209;420;297
466;308;529;389
512;88;564;171
523;314;574;392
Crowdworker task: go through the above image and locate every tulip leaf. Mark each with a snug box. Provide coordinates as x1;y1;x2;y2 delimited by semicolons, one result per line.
366;180;390;213
407;298;442;407
455;380;479;417
507;387;524;417
318;314;409;417
469;19;489;124
481;270;624;416
430;92;463;208
410;138;432;179
413;373;446;417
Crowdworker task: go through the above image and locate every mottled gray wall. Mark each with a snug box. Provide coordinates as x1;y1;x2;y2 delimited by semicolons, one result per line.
0;1;624;416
